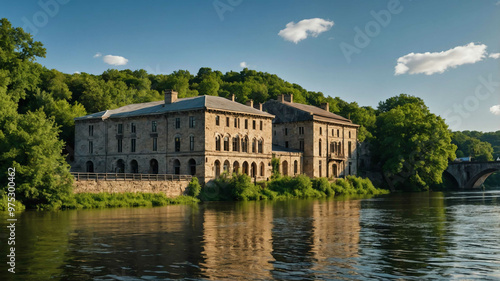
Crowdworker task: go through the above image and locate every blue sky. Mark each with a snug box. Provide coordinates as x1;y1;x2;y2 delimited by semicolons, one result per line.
3;0;500;131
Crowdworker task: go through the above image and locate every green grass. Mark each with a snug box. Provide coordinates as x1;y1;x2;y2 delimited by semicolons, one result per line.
60;193;198;209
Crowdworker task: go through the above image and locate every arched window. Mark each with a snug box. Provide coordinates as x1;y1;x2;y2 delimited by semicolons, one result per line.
150;159;159;174
252;138;257;153
232;135;239;152
319;139;322;156
188;159;196;176
242;161;249;175
233;161;240;174
260;162;265;177
173;159;180;175
224;136;230;151
332;163;338;178
251;162;257;177
282;161;288;176
130;160;138;173
241;136;248;152
223;160;230;173
258;139;263;153
116;159;125;173
331;142;335;154
215;135;221;151
175;137;181;152
294;160;298;175
214;160;221;177
86;161;94;173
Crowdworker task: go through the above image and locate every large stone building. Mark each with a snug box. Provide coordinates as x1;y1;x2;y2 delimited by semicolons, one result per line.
73;91;358;182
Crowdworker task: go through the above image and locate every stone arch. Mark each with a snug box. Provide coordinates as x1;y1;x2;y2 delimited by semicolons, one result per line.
466;168;500;189
233;161;240;174
214;160;221;177
282;160;288;176
188;158;196;176
130;160;138;173
242;161;249;175
260;162;265;177
173;159;181;175
251;162;257;177
86;161;94;173
149;159;159;174
223;160;230;173
332;163;338;178
252;138;257;153
116;159;125;173
215;134;221;151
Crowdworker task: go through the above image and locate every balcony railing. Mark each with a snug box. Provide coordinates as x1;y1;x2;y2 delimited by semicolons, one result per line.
329;153;345;160
71;172;192;181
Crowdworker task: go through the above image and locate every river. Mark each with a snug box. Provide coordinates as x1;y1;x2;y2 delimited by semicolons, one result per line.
2;191;500;280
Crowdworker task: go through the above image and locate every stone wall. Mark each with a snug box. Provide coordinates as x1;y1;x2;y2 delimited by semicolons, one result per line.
73;179;190;197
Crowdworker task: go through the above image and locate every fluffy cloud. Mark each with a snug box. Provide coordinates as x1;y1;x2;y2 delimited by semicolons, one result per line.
93;52;102;58
102;55;129;66
491;105;500;115
394;43;487;75
74;71;80;74
278;18;334;43
489;53;500;59
240;61;248;68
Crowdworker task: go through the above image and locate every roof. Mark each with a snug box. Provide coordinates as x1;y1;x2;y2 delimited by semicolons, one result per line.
272;144;303;154
75;95;274;120
281;101;351;122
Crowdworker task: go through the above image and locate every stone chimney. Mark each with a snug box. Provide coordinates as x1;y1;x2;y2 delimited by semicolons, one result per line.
321;102;329;112
277;94;285;103
256;102;263;111
164;90;178;104
231;94;235;101
284;94;293;103
246;99;254;108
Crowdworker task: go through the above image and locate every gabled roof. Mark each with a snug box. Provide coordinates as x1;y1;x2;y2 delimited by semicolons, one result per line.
75;95;274;121
281;101;351;122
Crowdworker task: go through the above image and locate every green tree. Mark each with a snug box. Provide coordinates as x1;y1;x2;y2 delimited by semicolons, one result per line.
373;102;456;191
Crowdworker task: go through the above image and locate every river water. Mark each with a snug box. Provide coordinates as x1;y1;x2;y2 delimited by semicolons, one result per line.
2;191;500;280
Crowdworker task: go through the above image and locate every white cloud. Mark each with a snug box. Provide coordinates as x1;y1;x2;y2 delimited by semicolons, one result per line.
394;42;488;75
278;18;334;44
74;71;80;74
240;61;248;68
491;105;500;115
102;55;129;66
489;53;500;59
93;52;102;58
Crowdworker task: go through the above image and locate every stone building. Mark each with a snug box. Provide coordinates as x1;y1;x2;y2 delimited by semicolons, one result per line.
263;94;359;178
73;91;358;182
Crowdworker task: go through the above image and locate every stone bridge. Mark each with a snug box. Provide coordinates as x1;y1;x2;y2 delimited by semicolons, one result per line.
445;161;500;189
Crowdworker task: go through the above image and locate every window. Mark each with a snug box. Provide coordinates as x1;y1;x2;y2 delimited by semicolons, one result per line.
245;119;248;129
349;131;351;138
173;159;180;175
215;135;221;151
241;137;248;152
237;118;240;128
131;123;136;133
258;139;263;153
189;159;196;176
337;129;340;137
189;116;195;128
349;162;352;175
118;124;123;134
348;141;352;158
131;139;136;152
215;115;220;126
252;138;256;153
153;137;157;151
319;160;322;177
89;125;94;136
285;128;288;136
299;127;304;135
190;136;195;151
89;141;93;154
118;139;122;153
319;139;322;156
175;137;181;152
252;120;256;130
232;136;239;152
299;140;304;151
332;129;334;136
285;141;289;148
234;118;238;127
260;120;263;130
175;118;180;129
294;160;298;175
226;117;230;127
151;121;157;132
320;127;322;135
224;136;230;151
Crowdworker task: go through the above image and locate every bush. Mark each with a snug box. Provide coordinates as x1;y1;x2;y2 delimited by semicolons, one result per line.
187;177;201;197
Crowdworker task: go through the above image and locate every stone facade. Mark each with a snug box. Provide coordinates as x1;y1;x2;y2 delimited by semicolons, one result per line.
73;179;190;197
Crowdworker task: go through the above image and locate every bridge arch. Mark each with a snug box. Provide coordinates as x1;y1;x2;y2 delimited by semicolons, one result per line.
465;168;500;189
445;162;500;189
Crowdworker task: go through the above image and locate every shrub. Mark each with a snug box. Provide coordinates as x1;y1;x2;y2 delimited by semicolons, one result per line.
187;177;202;197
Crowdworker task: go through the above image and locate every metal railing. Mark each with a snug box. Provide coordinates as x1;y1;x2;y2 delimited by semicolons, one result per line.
71;172;192;181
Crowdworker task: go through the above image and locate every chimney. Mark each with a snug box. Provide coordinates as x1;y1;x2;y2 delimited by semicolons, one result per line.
257;102;263;111
277;94;285;103
246;99;254;108
231;94;235;101
284;94;293;103
321;102;329;112
164;90;178;104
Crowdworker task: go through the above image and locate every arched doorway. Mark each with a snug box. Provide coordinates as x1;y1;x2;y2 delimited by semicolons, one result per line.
233;161;240;174
188;159;196;176
251;162;257;177
173;159;180;175
332;163;338;178
117;159;125;173
223;160;230;173
130;160;138;173
282;160;288;176
214;160;221;177
242;161;249;175
150;159;159;174
86;161;94;173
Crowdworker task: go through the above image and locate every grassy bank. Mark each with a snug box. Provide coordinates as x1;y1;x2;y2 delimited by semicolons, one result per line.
200;174;389;201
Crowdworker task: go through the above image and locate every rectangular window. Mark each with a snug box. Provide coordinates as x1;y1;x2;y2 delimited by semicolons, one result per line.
337;129;340;137
274;130;276;136
118;139;122;153
234;118;238;128
153;137;157;151
245;119;248;129
175;137;181;152
285;141;289;148
151;121;157;132
260;120;263;130
175;118;180;129
89;141;93;154
285;128;288;136
348;141;352;158
226;117;230;127
118;124;123;134
216;116;220;126
238;118;240;128
319;160;322;177
189;116;195;128
89;125;94;136
299;140;304;151
299;127;304;135
190;136;194;151
252;120;256;130
131;139;136;152
131;123;136;133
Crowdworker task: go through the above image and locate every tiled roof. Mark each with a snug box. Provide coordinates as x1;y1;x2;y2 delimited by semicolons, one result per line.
75;95;274;120
281;101;350;122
